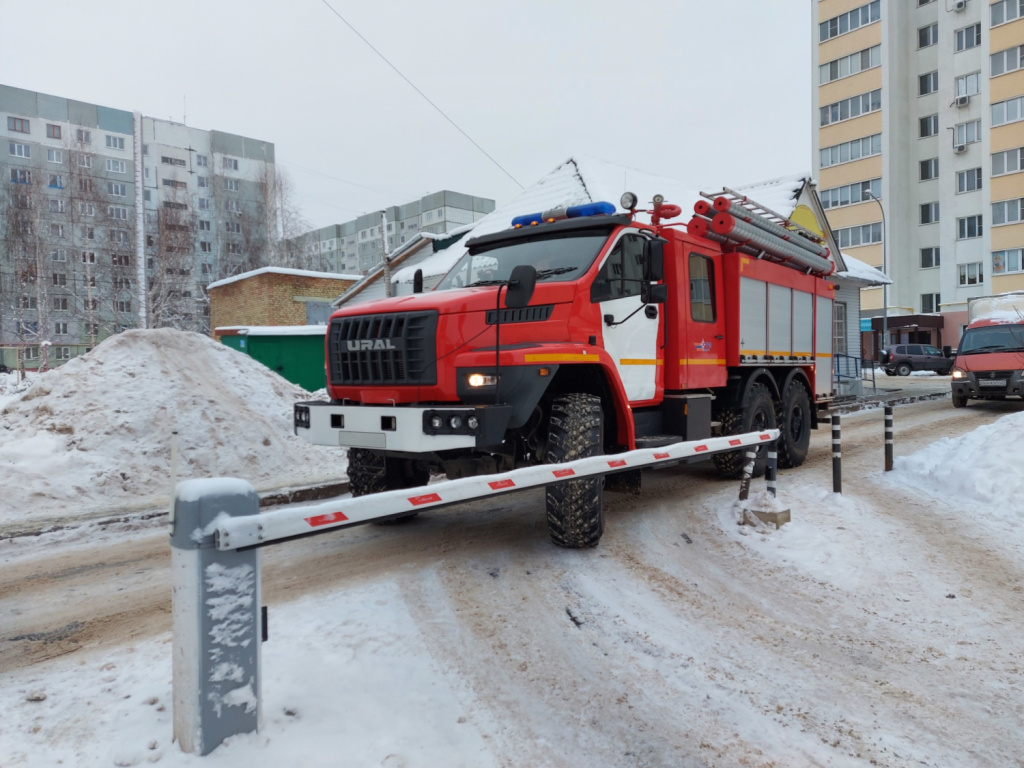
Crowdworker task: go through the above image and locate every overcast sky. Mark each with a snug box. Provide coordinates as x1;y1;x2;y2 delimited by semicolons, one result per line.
1;0;813;229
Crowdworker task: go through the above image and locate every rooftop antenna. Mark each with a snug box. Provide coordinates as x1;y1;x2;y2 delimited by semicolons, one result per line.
183;95;187;125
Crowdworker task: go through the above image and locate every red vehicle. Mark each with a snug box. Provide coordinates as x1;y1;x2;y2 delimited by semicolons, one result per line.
295;192;836;547
950;291;1024;407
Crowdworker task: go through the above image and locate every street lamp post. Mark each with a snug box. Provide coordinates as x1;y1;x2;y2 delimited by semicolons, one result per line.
865;191;887;357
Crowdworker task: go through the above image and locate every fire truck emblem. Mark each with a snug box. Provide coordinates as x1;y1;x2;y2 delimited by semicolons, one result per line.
694;339;712;352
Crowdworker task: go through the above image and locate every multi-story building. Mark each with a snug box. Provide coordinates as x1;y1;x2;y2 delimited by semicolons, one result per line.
812;0;1024;354
297;190;495;275
1;84;276;369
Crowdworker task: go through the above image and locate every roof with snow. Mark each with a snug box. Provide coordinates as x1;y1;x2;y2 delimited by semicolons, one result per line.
392;157;849;286
332;233;444;308
215;325;327;336
835;252;890;286
208;267;361;291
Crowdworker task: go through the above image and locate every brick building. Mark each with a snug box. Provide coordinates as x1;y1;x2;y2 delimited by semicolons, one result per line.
208;267;357;339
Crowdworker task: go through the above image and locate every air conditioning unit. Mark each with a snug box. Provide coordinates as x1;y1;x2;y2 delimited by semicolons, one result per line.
953;143;967;154
954;0;967;10
955;95;970;107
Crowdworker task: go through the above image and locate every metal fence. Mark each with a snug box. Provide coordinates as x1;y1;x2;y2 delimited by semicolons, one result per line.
833;353;876;391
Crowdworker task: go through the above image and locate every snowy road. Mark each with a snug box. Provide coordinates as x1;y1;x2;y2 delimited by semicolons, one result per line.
3;395;1024;766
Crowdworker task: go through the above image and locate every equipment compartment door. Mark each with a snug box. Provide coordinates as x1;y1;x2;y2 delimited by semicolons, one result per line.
592;233;661;403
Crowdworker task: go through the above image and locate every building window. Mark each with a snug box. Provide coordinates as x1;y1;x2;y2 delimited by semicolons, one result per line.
81;251;96;263
144;190;151;202
992;197;1024;225
224;178;239;191
86;226;95;240
224;199;241;213
52;272;67;286
161;156;186;167
198;198;211;210
9;168;31;184
200;241;212;252
919;23;938;48
50;223;65;238
77;153;93;168
227;242;242;254
956;168;983;193
7;116;30;133
918;0;935;5
197;176;209;188
114;277;131;290
76;128;91;144
819;1;880;42
201;263;212;274
45;124;62;139
24;347;39;360
991;45;1023;76
992;248;1024;274
955;119;982;146
919;71;938;96
54;347;71;361
957;215;983;239
919;114;939;138
834;222;882;248
108;182;126;197
47;148;63;164
9;141;30;158
53;297;69;311
78;202;95;216
920;158;939;181
992;0;1024;25
108;205;128;220
162;178;187;189
833;302;847;359
199;219;211;231
49;174;63;188
955;24;982;52
116;300;132;313
196;154;208;167
922;293;941;313
958;262;984;285
992;147;1024;176
106;135;125;150
20;296;38;310
223;157;239;171
820;45;881;85
112;229;130;244
920;202;940;224
920;247;940;269
51;248;67;262
80;179;94;194
225;221;241;234
106;159;126;174
955;72;981;97
55;322;68;335
48;199;66;213
820;178;882;210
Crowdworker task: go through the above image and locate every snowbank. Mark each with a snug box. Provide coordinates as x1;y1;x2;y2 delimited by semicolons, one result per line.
0;329;344;526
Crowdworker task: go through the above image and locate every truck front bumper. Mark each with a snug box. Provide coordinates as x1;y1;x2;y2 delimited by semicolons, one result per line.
951;370;1024;399
293;401;513;453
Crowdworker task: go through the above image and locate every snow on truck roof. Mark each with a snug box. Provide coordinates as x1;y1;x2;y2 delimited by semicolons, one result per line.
968;291;1024;325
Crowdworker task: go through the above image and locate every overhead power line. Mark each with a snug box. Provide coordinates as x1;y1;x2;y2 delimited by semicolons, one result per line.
317;0;524;190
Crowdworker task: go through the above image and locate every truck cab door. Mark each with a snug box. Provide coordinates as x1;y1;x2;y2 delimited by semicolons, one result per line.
681;251;726;388
590;232;662;403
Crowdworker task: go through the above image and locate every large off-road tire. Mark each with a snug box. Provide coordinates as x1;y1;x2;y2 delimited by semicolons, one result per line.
347;448;427;524
952;394;968;408
896;362;912;376
545;393;604;549
776;380;811;469
712;382;778;479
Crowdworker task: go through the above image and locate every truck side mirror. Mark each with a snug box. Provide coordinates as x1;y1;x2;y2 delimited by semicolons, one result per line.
505;265;536;308
641;283;668;304
413;269;423;294
644;238;666;281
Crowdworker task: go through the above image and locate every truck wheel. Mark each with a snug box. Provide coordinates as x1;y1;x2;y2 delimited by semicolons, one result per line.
896;362;912;376
776;380;811;469
713;382;777;479
545;393;604;549
952;394;968;408
347;448;427;524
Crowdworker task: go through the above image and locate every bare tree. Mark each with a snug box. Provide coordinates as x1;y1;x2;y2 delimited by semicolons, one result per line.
146;190;202;331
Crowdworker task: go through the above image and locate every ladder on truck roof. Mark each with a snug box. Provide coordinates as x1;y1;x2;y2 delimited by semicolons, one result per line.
700;186;826;246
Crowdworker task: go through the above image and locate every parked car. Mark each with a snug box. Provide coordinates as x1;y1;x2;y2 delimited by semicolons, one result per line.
0;363;10;374
880;344;954;376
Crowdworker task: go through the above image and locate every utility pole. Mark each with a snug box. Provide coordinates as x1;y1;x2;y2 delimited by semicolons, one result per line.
380;210;392;298
866;191;887;356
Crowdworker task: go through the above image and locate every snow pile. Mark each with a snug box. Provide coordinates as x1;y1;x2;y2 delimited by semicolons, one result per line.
888;409;1024;514
0;370;37;411
0;329;343;526
969;291;1024;325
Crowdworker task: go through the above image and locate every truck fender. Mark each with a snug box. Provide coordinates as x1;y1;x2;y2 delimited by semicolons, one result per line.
777;368;818;429
729;367;781;410
547;361;634;450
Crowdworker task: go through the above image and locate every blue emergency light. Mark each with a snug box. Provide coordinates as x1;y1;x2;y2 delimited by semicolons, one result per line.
511;201;616;227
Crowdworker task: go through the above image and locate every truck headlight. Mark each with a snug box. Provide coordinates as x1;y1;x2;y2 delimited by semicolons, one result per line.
952;367;967;379
431;415;444;429
449;415;463;430
467;373;497;388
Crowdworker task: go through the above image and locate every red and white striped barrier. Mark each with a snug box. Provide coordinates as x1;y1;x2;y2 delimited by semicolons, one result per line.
214;429;780;551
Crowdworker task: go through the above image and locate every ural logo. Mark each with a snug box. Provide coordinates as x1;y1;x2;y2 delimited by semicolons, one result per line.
347;339;397;351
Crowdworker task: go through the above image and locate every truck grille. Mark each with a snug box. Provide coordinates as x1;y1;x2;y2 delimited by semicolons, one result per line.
328;311;438;386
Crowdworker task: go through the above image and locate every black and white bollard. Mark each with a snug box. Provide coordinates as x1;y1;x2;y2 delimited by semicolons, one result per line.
171;479;262;755
832;414;842;494
738;448;758;501
884;405;894;472
766;445;778;498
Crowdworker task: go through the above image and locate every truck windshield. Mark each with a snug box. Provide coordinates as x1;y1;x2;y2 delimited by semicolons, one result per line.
435;231;610;291
958;324;1024;354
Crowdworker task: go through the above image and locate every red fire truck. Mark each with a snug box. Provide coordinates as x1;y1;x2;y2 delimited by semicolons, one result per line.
294;190;836;548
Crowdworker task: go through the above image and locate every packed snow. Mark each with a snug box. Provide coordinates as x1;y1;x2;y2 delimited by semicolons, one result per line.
0;329;344;528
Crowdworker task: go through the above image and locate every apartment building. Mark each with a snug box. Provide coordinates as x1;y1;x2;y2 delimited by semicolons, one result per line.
1;84;275;369
298;190;495;275
813;0;1024;352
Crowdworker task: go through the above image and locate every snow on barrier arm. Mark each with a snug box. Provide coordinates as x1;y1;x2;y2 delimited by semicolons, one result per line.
215;429;780;551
